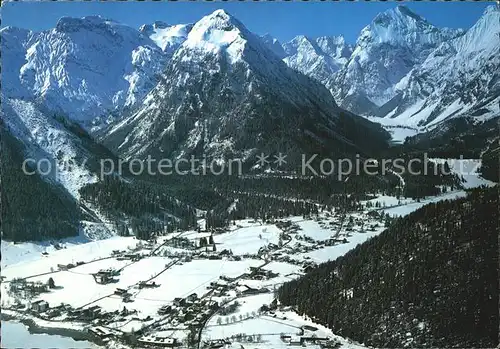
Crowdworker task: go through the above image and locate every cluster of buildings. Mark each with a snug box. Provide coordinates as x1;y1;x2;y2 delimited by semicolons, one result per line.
163;292;219;326
10;279;49;295
247;266;279;280
280;333;339;347
138;335;179;348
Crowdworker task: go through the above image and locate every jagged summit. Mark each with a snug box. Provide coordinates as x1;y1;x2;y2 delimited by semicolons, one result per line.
381;3;500;128
2;15;167;124
330;5;465;113
280;34;352;86
359;5;462;48
451;4;500;53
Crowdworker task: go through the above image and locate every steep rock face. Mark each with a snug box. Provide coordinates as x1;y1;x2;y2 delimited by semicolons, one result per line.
282;35;352;87
331;6;464;115
380;5;499;128
103;10;388;165
1;16;167;126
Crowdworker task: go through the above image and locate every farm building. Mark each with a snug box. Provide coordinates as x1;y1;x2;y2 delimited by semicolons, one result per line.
186;293;198;303
82;305;102;319
93;271;114;284
114;288;129;296
173;298;186;307
31;300;49;312
89;326;113;339
158;305;172;315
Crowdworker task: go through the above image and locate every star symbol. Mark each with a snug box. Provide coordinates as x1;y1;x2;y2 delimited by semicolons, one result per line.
255;153;269;167
274;153;287;167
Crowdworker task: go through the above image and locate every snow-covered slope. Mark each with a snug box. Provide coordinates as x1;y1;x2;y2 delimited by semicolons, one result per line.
259;34;287;59
1;97;116;199
139;21;193;58
282;35;352;87
1;16;167;126
378;5;500;129
331;5;464;115
103;9;389;163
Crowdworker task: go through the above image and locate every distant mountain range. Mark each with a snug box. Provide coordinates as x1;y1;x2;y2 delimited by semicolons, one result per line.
100;9;388;163
2;5;497;137
264;5;499;140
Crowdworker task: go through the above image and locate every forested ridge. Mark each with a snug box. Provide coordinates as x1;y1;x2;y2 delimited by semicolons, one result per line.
278;186;499;348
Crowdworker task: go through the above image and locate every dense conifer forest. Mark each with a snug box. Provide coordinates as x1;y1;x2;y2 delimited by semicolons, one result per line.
402;116;500;159
480;138;499;182
1;122;81;241
278;186;499;348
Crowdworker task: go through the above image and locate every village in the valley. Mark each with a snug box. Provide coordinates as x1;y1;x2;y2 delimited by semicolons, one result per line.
1;207;389;349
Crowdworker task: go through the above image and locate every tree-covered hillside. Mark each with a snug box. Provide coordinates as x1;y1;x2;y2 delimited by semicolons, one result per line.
1;121;81;241
278;186;499;348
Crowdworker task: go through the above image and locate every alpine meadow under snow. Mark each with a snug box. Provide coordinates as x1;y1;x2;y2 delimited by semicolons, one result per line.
1;3;498;349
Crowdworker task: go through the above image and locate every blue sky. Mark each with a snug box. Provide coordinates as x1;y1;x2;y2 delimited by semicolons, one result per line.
1;1;492;43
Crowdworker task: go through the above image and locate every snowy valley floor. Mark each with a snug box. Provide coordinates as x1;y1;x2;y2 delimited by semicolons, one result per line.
1;159;495;349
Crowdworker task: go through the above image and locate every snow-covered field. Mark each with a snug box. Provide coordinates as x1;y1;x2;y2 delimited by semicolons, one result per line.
2;222;118;269
430;158;496;189
2;236;138;276
381;190;468;217
1;212;386;349
363;158;495;217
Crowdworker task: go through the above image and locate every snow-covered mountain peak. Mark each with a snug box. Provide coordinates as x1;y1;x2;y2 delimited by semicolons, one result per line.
358;5;462;48
366;4;499;130
178;9;272;65
102;9;393;164
451;4;499;54
283;35;315;54
376;5;425;24
331;6;466;112
185;9;247;50
283;34;350;57
261;33;278;43
316;35;346;47
316;35;350;57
